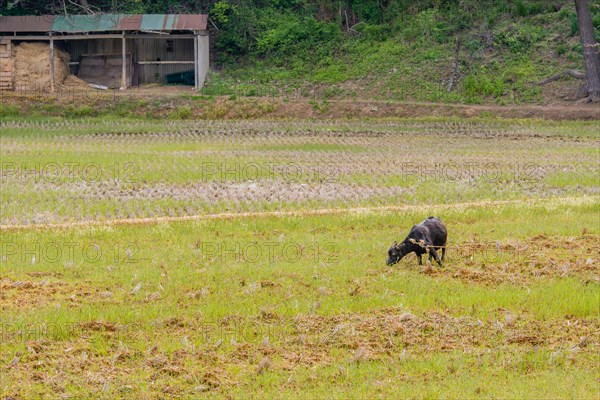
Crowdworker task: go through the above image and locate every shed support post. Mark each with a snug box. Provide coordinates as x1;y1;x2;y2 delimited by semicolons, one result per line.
49;33;55;93
121;31;127;90
196;31;209;90
194;33;199;91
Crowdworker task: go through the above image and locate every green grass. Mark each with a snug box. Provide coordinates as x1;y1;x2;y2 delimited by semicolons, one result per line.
1;201;599;398
2;199;598;319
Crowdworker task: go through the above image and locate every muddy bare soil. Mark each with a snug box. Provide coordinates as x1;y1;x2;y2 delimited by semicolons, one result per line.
2;308;597;396
422;234;600;285
268;99;600;121
3;89;599;120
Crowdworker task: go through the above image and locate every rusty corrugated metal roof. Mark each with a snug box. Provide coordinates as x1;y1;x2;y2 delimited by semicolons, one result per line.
0;14;207;33
0;15;55;32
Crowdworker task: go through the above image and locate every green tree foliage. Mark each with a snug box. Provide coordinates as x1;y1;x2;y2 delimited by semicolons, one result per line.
3;1;594;57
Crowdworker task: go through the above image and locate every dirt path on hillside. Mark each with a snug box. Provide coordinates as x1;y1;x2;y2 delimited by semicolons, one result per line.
3;86;598;120
103;87;600;120
268;99;600;120
1;196;595;231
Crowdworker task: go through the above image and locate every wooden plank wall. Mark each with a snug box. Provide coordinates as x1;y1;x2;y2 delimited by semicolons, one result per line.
0;40;13;90
135;38;194;83
78;53;132;88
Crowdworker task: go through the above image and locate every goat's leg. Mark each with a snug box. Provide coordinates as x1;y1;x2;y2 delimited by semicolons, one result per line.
429;248;442;267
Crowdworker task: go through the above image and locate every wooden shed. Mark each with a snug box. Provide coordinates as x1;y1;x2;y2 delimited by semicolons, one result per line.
0;14;209;90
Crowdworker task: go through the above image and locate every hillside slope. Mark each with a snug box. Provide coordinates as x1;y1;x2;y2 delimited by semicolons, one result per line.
1;0;598;105
205;0;599;104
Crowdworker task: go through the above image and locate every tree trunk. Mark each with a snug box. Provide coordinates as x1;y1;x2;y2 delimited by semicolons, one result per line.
79;0;94;14
447;37;461;92
574;0;600;101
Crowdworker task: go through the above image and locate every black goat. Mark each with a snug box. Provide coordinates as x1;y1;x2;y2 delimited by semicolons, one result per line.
387;217;447;267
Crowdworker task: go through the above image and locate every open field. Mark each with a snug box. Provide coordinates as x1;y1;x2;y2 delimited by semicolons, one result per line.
0;118;599;399
1;118;599;227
